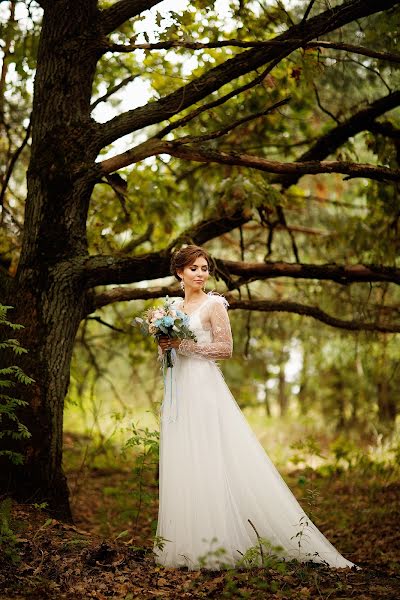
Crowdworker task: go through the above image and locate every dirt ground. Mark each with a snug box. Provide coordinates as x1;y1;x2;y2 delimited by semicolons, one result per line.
1;439;399;599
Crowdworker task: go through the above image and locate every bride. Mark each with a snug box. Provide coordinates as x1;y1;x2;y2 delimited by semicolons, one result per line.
152;245;356;571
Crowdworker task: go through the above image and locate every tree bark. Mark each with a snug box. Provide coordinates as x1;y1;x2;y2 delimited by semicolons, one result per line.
0;272;87;520
0;0;101;519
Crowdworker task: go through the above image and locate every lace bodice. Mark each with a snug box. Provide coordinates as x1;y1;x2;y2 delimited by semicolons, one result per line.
176;294;233;360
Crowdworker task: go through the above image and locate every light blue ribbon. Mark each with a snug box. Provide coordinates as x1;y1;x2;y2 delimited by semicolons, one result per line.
161;349;178;423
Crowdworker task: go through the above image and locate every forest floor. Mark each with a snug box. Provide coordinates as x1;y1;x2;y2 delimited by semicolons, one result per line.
0;431;399;600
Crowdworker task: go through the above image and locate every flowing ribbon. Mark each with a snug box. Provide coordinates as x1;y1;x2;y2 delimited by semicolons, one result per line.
161;348;179;423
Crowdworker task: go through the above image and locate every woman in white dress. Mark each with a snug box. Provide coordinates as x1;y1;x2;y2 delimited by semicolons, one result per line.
153;245;356;571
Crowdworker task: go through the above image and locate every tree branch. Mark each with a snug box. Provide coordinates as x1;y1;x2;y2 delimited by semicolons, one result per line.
313;82;340;123
101;0;163;35
151;142;400;182
306;40;400;64
98;91;400;179
99;131;400;181
229;299;400;334
79;240;400;292
273;90;400;188
155;60;282;139
303;90;400;159
92;285;400;334
79;206;254;288
163;97;291;146
107;39;400;65
217;259;400;286
367;120;400;162
98;137;166;173
301;0;317;23
96;0;400;149
94;283;182;309
91;75;140;110
117;223;154;254
0;117;31;209
367;120;400;139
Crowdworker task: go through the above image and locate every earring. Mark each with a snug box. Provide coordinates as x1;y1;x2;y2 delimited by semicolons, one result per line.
180;279;185;291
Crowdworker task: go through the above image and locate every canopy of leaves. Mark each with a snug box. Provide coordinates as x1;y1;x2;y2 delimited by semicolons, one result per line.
1;0;400;435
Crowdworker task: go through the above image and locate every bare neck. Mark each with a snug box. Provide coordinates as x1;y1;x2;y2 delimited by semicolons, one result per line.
183;290;207;306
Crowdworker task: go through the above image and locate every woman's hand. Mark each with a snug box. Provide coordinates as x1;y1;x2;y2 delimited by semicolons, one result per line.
158;337;181;352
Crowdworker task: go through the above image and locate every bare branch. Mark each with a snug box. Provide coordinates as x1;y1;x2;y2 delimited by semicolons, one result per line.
0;118;31;209
155;142;400;183
301;0;317;23
80;239;400;292
86;315;125;333
156;60;282;139
99;88;400;179
306;40;400;64
229;298;400;334
99;137;166;173
91;75;140;110
218;259;400;286
92;284;400;333
313;83;340;124
347;57;392;94
166;97;291;146
118;223;154;254
276;205;301;263
101;0;163;35
94;284;182;309
97;0;400;149
105;39;287;52
107;39;400;65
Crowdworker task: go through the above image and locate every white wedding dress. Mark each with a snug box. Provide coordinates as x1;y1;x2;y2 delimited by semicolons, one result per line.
153;293;356;571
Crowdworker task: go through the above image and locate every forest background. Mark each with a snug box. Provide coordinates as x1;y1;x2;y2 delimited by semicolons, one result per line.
0;0;400;598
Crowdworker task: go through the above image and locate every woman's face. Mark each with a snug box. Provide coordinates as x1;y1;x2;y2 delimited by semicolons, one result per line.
178;256;210;291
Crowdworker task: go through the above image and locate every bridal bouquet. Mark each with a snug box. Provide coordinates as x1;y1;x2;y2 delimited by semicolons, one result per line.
134;296;196;368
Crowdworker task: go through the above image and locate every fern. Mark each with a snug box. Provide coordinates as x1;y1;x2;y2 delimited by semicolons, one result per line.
0;305;33;465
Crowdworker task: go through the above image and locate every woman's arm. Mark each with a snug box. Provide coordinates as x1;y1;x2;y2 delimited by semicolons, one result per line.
177;298;233;359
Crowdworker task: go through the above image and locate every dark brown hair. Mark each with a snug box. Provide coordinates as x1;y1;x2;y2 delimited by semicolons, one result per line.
170;245;211;280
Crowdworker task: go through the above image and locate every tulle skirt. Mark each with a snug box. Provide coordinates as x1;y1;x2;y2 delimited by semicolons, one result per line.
152;355;356;571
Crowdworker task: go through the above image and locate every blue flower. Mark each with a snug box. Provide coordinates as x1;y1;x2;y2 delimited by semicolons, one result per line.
162;316;174;327
155;319;162;326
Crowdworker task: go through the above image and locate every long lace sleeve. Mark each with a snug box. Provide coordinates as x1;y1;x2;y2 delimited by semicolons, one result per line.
178;297;233;359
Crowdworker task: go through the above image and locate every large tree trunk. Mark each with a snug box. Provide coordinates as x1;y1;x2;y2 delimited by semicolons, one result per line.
0;277;88;520
0;0;100;519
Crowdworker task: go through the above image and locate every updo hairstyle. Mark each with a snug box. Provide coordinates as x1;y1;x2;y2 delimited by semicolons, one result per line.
170;245;211;281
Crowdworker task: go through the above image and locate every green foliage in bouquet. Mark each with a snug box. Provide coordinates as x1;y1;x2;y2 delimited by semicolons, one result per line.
134;296;197;368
